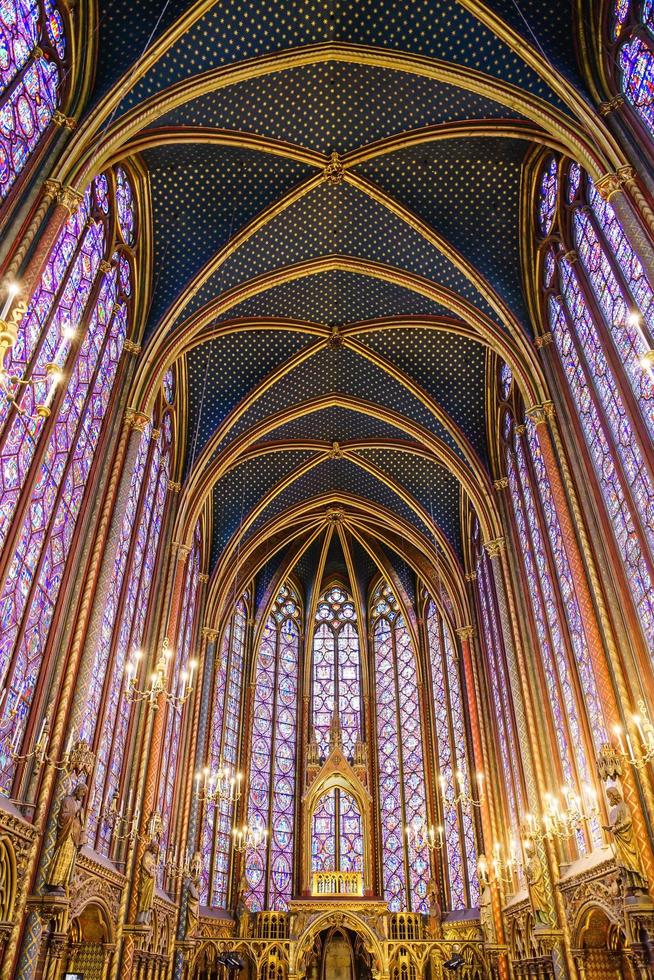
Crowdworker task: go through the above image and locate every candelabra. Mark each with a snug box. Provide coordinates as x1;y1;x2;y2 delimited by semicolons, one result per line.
195;762;243;807
405;820;445;852
523;782;599;843
611;701;654;770
162;844;198;882
231;821;267;854
439;770;484;813
10;714;92;776
124;638;197;709
107;800;162;845
478;841;518;887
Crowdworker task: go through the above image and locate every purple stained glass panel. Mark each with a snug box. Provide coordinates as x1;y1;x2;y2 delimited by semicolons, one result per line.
115;165;136;245
619;37;654;136
0;56;59;202
538;157;558;235
0;0;39;93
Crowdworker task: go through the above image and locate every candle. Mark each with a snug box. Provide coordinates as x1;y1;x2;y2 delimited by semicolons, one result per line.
65;730;75;757
0;282;19;321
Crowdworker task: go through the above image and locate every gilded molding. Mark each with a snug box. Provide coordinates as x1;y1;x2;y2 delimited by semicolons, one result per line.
595;167;636;201
57;185;83;213
124;408;150;432
198;572;209;583
483;537;505;558
323;151;345;185
534;332;554;349
123;339;142;355
201;627;219;642
464;571;477;582
561;248;578;264
599;94;624;115
493;477;508;491
525;401;555;427
99;259;112;274
42;178;62;202
172;538;191;556
168;480;182;492
52;110;77;130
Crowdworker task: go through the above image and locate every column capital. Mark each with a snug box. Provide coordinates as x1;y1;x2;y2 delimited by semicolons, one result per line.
124;408;150;432
483;537;505;558
599;94;625;115
464;570;477;582
123;339;142;355
201;626;219;642
595;168;634;201
57;184;83;213
493;477;508;491
52;109;77;130
172;539;191;558
455;625;475;641
525;401;555;426
198;572;209;583
42;177;62;202
168;480;182;492
534;332;553;349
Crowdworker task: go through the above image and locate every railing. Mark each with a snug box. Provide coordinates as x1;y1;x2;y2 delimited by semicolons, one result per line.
311;871;364;896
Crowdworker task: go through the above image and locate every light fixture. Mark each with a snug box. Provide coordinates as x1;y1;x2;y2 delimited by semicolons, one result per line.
611;701;654;769
405;820;445;852
231;821;267;854
439;770;484;813
195;761;243;807
124;638;197;708
522;782;599;843
478;841;518;887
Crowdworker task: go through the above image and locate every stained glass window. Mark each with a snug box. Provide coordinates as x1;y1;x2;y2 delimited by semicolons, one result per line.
0;167;137;798
0;0;67;204
535;160;654;666
158;522;202;879
86;410;172;853
373;583;430;913
426;600;480;910
538;157;558;235
200;597;247;907
245;584;300;912
312;585;361;760
610;0;654;139
311;788;363;874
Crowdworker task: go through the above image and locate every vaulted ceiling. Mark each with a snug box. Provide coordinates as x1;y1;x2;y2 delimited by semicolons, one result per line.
80;0;607;616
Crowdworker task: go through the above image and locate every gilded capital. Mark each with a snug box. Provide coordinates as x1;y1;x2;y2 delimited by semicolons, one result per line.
42;178;62;203
57;184;83;213
599;94;624;115
561;248;578;265
52;110;77;130
493;477;508;491
595;171;623;201
483;537;505;559
125;408;150;432
172;539;191;558
123;339;142;356
525;402;554;427
534;332;553;349
201;626;219;642
198;572;209;583
464;571;477;582
168;480;181;492
455;625;475;641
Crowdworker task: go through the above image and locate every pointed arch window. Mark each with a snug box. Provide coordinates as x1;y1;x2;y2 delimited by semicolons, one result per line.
534;157;654;664
83;402;172;854
245;584;300;912
502;411;603;853
607;1;654;141
0;167;138;797
311;585;361;760
157;519;202;877
372;583;429;913
199;596;248;907
0;0;68;205
311;788;363;875
425;599;480;910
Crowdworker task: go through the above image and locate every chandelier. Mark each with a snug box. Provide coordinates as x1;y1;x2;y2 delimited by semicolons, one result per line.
478;841;518;887
611;700;654;769
405;820;445;852
195;761;243;807
124;638;197;708
439;770;484;812
232;821;267;854
523;782;599;843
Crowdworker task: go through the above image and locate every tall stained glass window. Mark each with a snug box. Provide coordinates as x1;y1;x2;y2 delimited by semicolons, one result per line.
425;599;480;910
0;166;138;798
372;582;430;913
158;520;202;879
311;585;361;760
503;411;603;853
607;1;654;140
200;597;248;907
245;584;300;912
534;156;654;666
0;0;68;205
311;788;363;875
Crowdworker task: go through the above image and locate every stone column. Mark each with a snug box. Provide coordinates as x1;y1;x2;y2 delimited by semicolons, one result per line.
526;403;654;882
595;168;654;301
172;626;218;980
121;543;191;979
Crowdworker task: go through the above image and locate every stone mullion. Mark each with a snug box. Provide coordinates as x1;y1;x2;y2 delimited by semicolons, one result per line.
120;542;190;980
6;393;140;980
528;405;654;882
456;626;508;980
172;623;217;980
542;405;654;840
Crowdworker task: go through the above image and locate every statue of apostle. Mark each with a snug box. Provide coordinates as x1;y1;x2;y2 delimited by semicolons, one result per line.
44;781;87;895
185;851;202;939
604;785;648;893
136;839;158;925
425;878;442;937
524;839;550;927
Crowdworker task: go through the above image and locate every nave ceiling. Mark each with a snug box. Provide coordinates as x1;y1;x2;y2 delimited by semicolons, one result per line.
58;0;622;619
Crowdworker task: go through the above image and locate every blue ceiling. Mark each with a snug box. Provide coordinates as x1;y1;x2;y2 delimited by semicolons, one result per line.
87;0;585;582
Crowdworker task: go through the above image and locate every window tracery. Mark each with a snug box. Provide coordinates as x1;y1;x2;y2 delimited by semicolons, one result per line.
0;166;137;797
372;582;429;913
0;0;68;204
312;585;361;760
245;584;300;912
608;1;654;139
535;157;654;664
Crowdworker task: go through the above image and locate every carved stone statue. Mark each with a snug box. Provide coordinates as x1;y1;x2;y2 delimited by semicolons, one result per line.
44;781;87;895
136;839;158;925
185;851;202;938
524;840;550;927
479;883;495;943
604;785;648;893
235;876;250;937
426;878;441;937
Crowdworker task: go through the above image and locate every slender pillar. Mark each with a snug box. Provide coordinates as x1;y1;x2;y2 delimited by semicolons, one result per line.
9;183;84;296
595;168;654;297
7;405;147;980
526;403;654;882
121;542;191;979
456;626;509;980
172;625;218;980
